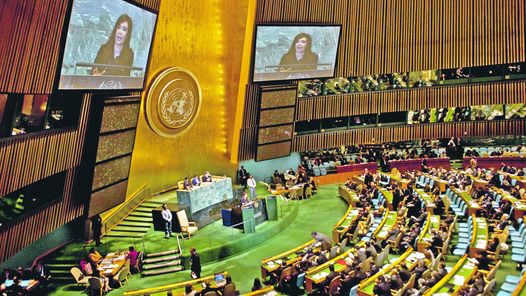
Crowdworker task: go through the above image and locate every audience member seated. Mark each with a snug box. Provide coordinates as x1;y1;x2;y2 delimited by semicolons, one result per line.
191;175;201;187
183;177;192;190
202;171;212;183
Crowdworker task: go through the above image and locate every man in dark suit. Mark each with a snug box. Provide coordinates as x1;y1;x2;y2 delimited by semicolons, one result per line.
373;275;391;295
324;264;339;286
190;248;201;278
238;166;248;188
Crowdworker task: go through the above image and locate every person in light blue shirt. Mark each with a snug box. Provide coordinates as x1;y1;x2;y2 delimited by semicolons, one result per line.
161;204;172;239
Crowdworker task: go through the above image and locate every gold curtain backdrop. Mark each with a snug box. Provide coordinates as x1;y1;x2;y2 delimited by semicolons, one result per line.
126;0;251;197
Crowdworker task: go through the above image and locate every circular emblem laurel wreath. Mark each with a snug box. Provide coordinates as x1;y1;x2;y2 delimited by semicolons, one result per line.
159;88;196;128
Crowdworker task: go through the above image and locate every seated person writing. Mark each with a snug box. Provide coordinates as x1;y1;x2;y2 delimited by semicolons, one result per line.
191;175;201;187
183;177;192;190
201;171;212;183
84;249;112;292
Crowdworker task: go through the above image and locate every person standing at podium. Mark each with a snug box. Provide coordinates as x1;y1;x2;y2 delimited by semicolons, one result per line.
161;204;173;239
247;175;257;200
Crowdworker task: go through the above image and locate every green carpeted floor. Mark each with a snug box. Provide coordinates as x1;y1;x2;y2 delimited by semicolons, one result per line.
49;184;348;295
47;182;522;295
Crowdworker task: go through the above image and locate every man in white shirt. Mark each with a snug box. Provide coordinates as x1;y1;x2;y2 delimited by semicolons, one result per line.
161;204;172;239
247;175;257;200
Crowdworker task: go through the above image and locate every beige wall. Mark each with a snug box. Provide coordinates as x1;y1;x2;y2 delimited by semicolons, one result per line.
127;0;251;196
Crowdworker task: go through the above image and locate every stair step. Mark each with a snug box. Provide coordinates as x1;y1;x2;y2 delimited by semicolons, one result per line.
50;276;75;282
46;263;74;268
142;266;183;276
129;211;152;218
142;202;163;208
125;216;152;222
135;207;153;213
143;254;181;264
113;226;151;233
120;221;152;227
142;259;181;270
49;270;72;276
104;231;145;238
147;249;180;258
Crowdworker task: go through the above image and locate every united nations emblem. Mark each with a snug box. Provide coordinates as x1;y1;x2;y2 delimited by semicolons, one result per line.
145;67;202;137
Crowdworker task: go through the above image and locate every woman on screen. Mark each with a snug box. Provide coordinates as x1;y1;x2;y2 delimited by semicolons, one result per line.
92;14;134;76
278;32;319;72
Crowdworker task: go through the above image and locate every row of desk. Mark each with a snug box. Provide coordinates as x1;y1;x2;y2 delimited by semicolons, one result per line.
462;156;526;170
389;157;451;173
424;255;478;295
358;249;424;296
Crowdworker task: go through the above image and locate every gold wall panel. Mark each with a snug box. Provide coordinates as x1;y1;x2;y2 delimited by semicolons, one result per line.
88;180;128;218
92;155;132;191
258;124;294;144
127;0;251;196
260;89;297;109
259;108;295;127
257;141;292;161
96;130;136;163
100;103;140;133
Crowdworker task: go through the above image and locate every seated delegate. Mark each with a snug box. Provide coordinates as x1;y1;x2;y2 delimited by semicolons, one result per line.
191;175;201;187
202;171;212;182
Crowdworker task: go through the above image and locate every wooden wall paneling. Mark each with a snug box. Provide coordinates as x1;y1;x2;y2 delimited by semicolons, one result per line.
292;120;526;152
255;0;524;75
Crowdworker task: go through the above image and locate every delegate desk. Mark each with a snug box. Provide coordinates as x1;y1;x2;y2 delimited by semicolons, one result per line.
499;171;526;189
417;215;440;253
463;156;526;170
123;271;228;296
374;211;398;241
388;157;450;173
177;177;234;227
424;255;477;296
469;174;490;189
451;188;481;216
469;216;488;257
338;186;360;207
384;173;410;189
378;188;394;210
422;173;448;193
336;162;377;174
414;189;437;214
332;207;361;243
305;248;358;293
358;249;423;296
494;188;526;219
260;239;316;279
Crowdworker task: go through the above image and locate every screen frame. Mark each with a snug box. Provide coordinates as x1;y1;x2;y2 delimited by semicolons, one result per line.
250;23;342;84
54;0;159;92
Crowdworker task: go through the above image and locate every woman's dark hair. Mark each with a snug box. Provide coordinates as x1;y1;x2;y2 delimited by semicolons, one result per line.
286;32;313;54
106;14;133;49
185;284;193;294
253;277;262;290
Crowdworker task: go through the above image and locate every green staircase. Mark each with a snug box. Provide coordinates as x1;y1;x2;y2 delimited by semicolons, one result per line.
104;200;164;239
44;247;80;284
141;249;184;277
